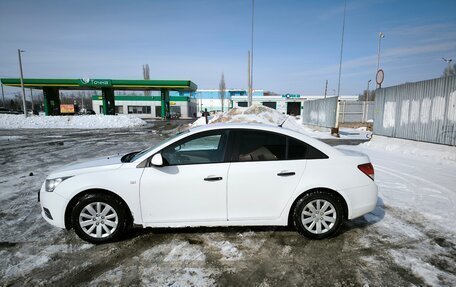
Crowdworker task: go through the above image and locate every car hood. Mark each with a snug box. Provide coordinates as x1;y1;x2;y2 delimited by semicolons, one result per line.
47;155;124;178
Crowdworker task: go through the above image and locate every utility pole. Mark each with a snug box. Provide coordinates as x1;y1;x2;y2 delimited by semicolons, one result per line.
376;32;385;88
1;83;5;107
248;50;251;106
18;49;27;117
337;0;347;99
249;0;255;107
324;80;328;98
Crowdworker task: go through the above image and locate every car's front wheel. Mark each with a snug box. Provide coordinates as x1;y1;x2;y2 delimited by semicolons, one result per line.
293;190;343;239
71;193;129;244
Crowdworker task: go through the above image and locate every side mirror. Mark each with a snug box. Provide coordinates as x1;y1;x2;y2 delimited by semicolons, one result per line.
150;153;163;167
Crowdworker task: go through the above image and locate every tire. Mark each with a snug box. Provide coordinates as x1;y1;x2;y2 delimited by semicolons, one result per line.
292;190;344;239
71;193;129;244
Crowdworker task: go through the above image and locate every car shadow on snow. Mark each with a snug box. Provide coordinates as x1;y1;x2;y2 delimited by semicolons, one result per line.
118;197;386;242
339;196;385;235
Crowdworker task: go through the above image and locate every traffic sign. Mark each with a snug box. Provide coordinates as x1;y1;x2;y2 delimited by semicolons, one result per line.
376;69;384;87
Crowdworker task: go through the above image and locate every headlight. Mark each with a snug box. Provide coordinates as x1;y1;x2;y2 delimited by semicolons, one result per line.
45;177;72;192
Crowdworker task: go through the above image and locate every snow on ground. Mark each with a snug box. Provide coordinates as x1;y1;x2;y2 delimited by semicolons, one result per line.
339;137;456;230
363;135;456;162
338;137;456;286
190;105;333;138
1;122;455;286
0;114;147;129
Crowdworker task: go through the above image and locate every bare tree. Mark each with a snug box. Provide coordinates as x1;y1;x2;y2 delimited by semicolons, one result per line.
143;64;151;96
442;63;456;77
358;90;376;101
219;73;226;112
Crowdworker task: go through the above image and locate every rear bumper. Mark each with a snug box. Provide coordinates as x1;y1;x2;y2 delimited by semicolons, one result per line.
344;183;378;220
39;184;68;229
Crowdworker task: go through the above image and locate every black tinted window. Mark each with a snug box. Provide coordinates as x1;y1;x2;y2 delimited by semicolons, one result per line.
288;137;308;160
287;137;328;160
236;131;286;161
306;144;328;159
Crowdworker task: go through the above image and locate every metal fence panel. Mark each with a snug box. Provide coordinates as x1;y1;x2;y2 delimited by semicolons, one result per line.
374;76;456;146
301;96;338;128
338;101;374;123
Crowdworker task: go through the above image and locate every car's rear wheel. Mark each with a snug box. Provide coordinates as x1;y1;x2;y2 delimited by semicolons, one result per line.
71;193;129;244
293;190;343;239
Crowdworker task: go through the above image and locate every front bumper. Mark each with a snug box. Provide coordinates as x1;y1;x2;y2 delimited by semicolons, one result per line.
39;184;69;229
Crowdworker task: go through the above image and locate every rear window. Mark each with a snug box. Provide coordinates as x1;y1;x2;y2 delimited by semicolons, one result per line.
236;130;286;161
232;130;327;161
287;136;328;160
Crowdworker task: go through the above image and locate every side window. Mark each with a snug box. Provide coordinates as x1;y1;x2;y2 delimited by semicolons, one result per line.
161;131;228;165
306;144;329;159
287;136;328;160
177;134;222;152
288;137;308;160
236;130;286;161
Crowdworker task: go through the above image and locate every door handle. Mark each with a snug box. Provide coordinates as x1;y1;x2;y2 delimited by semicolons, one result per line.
277;172;295;177
204;176;223;181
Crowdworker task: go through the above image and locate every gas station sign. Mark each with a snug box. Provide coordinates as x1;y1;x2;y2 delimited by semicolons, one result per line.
282;93;301;98
79;78;112;87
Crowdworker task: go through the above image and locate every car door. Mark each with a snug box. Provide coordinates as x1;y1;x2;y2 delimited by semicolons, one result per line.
139;130;231;223
227;130;307;221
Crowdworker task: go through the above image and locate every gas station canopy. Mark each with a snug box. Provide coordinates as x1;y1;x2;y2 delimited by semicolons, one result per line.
0;78;197;91
0;78;197;117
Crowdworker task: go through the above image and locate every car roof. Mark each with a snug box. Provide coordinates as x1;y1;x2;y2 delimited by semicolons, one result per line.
188;123;340;156
132;122;341;163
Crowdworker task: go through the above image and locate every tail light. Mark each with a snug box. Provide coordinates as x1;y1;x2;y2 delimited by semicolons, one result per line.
358;163;374;180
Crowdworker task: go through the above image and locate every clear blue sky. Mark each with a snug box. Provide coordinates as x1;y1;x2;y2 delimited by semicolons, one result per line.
1;0;455;96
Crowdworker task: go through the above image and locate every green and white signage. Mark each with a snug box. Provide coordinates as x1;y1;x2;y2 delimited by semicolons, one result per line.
79;78;112;87
282;93;301;98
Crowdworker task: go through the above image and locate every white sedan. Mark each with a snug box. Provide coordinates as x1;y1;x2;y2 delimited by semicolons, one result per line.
39;123;378;244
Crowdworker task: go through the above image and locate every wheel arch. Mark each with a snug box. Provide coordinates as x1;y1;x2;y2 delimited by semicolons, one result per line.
64;188;133;230
287;187;349;226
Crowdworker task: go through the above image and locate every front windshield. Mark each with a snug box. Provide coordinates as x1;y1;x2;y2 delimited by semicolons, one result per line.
129;130;190;162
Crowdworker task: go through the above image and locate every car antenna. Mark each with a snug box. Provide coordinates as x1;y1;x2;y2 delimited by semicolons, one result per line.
278;116;289;127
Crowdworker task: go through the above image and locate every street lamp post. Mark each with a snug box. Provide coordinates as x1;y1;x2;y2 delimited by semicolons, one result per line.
18;49;27;116
376;32;385;88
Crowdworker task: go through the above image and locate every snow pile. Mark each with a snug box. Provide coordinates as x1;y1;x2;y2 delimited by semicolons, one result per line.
190;105;333;138
363;135;456;162
0;114;147;129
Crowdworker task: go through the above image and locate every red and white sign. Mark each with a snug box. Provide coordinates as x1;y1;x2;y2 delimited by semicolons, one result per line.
376;69;385;87
60;104;75;114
